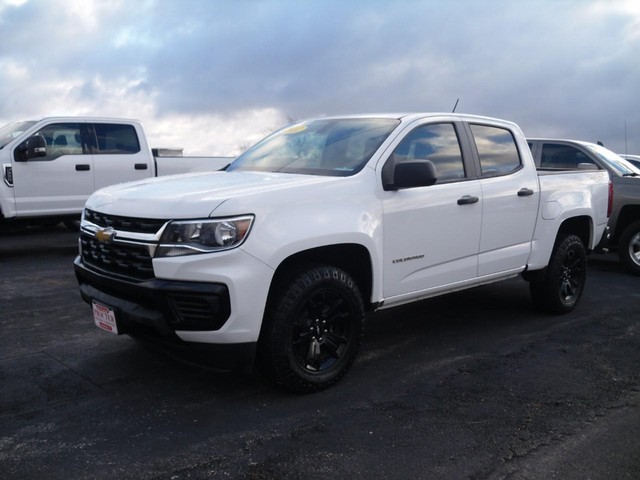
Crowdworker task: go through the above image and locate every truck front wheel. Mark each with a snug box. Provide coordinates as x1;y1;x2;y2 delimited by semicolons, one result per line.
618;220;640;276
260;264;364;393
529;234;586;314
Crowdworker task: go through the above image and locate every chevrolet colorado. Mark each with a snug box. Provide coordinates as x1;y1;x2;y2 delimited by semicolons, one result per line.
75;113;610;391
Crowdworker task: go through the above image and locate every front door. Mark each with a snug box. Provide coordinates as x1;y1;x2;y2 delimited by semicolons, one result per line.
381;122;482;300
12;122;94;216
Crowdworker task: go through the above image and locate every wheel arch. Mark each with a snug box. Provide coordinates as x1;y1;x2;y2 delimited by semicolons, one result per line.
257;245;371;391
556;215;592;250
524;215;592;282
613;205;640;242
267;243;375;312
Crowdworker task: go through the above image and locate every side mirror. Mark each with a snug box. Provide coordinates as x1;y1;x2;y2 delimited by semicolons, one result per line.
14;135;47;162
577;162;598;171
385;160;438;190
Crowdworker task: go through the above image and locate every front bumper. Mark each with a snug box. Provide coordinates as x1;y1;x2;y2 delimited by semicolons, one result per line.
74;256;256;372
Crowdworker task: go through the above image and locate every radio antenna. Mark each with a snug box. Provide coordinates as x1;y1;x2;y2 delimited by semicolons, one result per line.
452;98;460;113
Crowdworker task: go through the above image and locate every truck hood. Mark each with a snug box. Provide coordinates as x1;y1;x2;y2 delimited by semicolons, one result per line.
85;170;337;218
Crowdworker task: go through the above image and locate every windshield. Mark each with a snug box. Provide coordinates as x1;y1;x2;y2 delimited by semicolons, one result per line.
228;118;400;176
586;144;640;176
0;121;37;149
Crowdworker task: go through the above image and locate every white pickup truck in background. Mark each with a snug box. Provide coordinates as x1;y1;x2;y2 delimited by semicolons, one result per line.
0;117;232;229
74;113;610;392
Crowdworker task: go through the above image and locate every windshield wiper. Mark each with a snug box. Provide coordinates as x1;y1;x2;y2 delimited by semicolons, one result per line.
622;173;639;177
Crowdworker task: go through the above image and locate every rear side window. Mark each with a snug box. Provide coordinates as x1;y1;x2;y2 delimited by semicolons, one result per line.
470;124;521;176
540;143;595;169
93;124;140;154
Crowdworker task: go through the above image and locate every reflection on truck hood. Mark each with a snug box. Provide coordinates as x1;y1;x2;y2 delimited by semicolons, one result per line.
85;170;336;219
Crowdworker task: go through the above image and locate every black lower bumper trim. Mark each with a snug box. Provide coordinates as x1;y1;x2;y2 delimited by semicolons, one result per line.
74;256;255;372
79;283;169;335
75;256;231;332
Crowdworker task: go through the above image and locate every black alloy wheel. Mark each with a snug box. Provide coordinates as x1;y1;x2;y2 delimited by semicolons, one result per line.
530;234;587;314
292;288;355;374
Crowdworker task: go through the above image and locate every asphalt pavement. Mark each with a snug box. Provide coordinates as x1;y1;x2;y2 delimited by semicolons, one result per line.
1;225;639;479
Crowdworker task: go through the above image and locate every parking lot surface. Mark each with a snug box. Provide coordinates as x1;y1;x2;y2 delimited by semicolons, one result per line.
1;225;639;479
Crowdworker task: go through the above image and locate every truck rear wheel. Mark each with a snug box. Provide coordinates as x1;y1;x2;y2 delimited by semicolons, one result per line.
260;264;364;393
529;234;586;314
618;220;640;276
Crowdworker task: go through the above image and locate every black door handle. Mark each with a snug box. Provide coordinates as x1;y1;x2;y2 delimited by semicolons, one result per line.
134;163;148;170
75;164;90;171
517;188;534;197
457;195;479;205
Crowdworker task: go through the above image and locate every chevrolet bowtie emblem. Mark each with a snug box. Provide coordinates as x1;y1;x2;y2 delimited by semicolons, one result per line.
95;227;116;243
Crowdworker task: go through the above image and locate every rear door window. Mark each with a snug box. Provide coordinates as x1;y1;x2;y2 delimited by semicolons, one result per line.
540;143;596;169
470;124;521;176
92;124;140;154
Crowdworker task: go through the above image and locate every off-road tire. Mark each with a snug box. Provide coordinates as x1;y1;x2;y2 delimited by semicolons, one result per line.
259;264;364;393
529;234;587;314
618;220;640;276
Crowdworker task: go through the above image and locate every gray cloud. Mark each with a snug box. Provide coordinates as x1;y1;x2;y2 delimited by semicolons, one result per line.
0;0;638;154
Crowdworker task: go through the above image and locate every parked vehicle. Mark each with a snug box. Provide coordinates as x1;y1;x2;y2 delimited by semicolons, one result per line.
528;139;640;275
0;117;232;229
618;154;640;170
75;114;610;392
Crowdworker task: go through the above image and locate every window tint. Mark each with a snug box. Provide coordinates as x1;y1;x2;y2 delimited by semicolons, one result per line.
470;124;521;176
20;123;83;161
386;123;465;182
93;124;140;154
541;144;596;169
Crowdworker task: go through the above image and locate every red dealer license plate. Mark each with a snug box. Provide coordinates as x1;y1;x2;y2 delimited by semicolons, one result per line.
92;301;119;335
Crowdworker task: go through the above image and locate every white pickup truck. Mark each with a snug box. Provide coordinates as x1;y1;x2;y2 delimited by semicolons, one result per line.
0;117;232;228
74;113;610;392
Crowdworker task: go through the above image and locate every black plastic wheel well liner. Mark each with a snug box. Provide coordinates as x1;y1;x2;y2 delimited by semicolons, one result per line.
557;216;591;251
268;244;373;312
615;205;640;241
523;219;591;282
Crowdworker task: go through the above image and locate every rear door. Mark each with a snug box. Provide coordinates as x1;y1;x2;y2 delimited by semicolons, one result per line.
89;123;153;190
469;124;540;276
11;122;94;216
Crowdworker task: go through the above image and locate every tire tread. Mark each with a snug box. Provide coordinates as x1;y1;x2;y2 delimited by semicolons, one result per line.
259;264;364;393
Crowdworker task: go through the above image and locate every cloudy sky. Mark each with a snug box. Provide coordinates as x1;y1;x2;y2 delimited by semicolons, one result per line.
0;0;639;156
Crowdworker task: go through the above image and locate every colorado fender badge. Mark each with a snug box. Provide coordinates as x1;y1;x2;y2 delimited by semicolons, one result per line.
95;227;116;243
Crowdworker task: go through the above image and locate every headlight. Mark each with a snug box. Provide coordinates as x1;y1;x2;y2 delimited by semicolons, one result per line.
156;215;254;257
